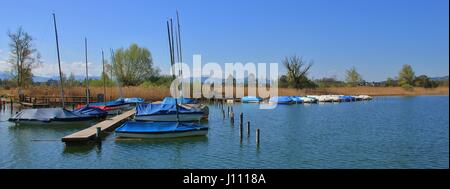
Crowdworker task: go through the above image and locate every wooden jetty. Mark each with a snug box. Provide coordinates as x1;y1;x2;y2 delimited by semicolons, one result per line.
62;109;135;143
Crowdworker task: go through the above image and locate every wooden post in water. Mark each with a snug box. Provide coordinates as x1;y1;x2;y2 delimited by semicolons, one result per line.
239;121;243;141
10;97;13;114
222;108;225;119
256;128;260;146
239;112;243;126
247;121;250;137
230;111;234;125
96;127;101;139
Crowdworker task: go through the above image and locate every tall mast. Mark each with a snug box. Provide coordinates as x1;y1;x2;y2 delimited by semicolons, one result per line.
166;20;175;79
84;37;90;105
110;49;123;98
176;10;183;77
52;13;65;108
170;19;176;78
102;50;106;105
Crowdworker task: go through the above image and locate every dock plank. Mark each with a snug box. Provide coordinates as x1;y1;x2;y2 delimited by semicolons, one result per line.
62;109;135;142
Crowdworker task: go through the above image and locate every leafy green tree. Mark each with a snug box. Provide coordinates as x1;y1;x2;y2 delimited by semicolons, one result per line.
385;77;396;87
414;75;437;88
398;64;415;87
345;67;363;87
112;44;159;86
282;55;313;89
278;75;289;88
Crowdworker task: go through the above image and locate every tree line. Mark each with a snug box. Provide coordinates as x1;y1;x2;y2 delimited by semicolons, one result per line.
1;28;447;93
279;55;448;89
1;28;172;92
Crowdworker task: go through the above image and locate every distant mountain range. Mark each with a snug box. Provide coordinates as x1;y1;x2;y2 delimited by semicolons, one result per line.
430;76;449;81
0;71;100;82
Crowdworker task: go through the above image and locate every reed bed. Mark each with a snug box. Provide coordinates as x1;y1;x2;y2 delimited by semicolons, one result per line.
1;86;448;101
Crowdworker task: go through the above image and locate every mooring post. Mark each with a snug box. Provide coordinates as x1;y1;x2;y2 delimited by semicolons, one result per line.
239;121;243;141
239;112;243;126
256;128;260;146
96;127;101;139
222;108;225;119
247;121;250;137
230;112;234;125
227;106;230;117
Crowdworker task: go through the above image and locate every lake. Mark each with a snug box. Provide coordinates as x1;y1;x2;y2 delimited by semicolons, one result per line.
0;96;448;168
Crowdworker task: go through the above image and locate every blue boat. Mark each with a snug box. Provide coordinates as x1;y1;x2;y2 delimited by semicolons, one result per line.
8;107;107;126
338;95;356;102
289;96;303;103
241;96;263;103
79;98;131;115
162;97;198;104
122;97;145;104
269;96;294;104
115;121;208;139
134;103;205;122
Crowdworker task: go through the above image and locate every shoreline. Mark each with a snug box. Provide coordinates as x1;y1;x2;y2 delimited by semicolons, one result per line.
1;86;448;101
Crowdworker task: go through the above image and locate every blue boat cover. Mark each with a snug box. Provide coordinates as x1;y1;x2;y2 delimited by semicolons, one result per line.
241;96;262;103
162;97;198;104
289;96;303;103
89;98;126;107
269;96;293;104
135;103;204;116
339;96;355;101
122;97;145;104
73;106;108;117
8;108;104;122
115;121;208;133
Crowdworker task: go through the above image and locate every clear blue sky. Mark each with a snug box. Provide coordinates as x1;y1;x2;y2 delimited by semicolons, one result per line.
0;0;448;81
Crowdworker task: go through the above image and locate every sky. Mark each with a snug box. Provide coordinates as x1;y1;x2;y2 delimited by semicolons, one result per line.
0;0;448;81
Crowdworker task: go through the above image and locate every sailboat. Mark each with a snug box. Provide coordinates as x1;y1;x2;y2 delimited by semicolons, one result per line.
76;49;144;115
9;14;107;126
115;11;208;139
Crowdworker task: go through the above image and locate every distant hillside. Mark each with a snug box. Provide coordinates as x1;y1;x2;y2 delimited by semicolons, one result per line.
0;71;11;80
0;71;101;82
430;76;449;81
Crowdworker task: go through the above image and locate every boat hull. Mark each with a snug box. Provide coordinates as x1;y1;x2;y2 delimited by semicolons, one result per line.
116;129;208;139
9;119;98;126
134;113;204;122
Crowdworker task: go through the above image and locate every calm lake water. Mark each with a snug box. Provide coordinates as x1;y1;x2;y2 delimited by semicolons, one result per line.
0;96;448;168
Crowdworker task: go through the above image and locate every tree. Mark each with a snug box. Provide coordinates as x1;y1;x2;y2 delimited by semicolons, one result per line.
345;67;363;87
398;64;415;87
385;77;396;87
112;43;159;86
7;27;41;97
414;75;437;88
282;55;313;89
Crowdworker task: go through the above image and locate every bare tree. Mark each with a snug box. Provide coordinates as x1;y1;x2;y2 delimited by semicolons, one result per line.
282;55;313;89
8;27;41;98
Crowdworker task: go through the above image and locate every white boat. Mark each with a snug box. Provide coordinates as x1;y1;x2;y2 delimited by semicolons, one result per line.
299;96;317;103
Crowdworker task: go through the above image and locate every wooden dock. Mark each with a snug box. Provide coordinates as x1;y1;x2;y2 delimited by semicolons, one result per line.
62;109;136;143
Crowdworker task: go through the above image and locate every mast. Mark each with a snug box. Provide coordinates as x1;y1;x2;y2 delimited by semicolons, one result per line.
166;20;175;79
52;13;65;108
84;37;90;105
176;10;183;77
101;50;106;106
110;49;123;98
170;19;176;79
